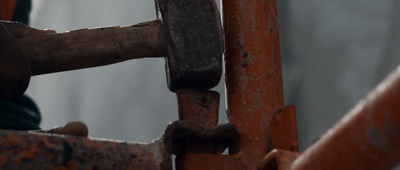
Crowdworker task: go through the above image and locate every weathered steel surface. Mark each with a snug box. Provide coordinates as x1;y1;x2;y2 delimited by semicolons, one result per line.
16;20;165;75
176;89;219;128
0;130;171;169
291;67;400;170
222;0;286;163
270;106;298;152
175;0;298;169
176;89;220;157
179;150;300;170
260;149;300;170
164;121;238;156
156;0;223;91
173;89;238;169
180;154;245;170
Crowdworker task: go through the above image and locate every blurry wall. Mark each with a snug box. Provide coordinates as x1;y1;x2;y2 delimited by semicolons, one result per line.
27;0;400;151
28;0;185;142
278;0;400;150
28;0;227;143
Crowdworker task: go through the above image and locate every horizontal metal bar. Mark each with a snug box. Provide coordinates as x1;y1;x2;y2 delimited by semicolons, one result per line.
0;130;171;169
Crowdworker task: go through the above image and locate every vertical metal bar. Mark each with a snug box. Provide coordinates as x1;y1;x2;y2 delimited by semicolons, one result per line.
222;0;284;162
175;89;220;169
176;89;219;129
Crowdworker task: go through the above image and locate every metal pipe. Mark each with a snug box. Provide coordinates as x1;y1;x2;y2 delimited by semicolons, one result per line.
292;67;400;170
222;0;284;162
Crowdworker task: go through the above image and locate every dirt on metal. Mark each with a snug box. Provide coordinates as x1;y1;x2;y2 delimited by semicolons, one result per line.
0;130;171;169
222;0;290;164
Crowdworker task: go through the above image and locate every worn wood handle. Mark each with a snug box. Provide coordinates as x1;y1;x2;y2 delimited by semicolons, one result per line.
16;20;166;75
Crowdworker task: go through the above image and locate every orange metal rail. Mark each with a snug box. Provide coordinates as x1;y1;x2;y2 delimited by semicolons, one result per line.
292;68;400;169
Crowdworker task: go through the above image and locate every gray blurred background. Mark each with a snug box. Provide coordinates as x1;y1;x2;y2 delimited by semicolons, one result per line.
26;0;400;152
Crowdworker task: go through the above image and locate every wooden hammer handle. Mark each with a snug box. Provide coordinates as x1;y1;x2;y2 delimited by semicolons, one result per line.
16;20;166;75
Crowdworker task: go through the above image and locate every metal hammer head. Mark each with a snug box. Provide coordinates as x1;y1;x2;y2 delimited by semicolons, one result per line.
156;0;223;92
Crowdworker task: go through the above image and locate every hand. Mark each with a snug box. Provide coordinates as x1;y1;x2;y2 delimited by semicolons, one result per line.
0;21;55;100
36;121;89;137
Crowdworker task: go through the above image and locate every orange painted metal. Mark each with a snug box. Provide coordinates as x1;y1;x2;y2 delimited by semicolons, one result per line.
0;0;17;21
291;67;400;170
0;130;171;169
222;0;290;161
260;149;301;170
177;0;298;169
179;149;300;170
176;89;220;157
173;0;400;169
163;121;238;156
175;89;224;169
270;106;298;152
180;154;245;170
176;89;219;129
0;0;302;169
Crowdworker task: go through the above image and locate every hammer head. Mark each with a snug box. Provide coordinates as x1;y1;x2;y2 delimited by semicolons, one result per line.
156;0;223;92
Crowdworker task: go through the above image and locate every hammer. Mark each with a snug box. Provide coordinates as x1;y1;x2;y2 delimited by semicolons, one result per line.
11;0;223;91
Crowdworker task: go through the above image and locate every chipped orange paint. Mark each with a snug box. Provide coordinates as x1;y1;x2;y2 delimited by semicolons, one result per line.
222;0;291;165
270;106;298;152
20;146;39;159
0;130;171;169
1;0;400;169
176;89;219;129
178;0;298;169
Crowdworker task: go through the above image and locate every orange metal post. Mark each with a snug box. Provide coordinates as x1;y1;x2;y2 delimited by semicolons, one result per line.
0;0;299;169
222;0;284;162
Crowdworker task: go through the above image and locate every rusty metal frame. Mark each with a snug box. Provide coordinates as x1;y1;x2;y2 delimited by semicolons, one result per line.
291;69;400;170
177;0;400;169
0;130;171;169
1;0;400;169
175;0;299;169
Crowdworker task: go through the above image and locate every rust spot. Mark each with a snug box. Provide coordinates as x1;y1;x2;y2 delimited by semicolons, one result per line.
0;130;170;169
62;142;73;166
241;62;248;68
201;97;208;105
237;42;244;52
269;27;274;32
242;52;248;58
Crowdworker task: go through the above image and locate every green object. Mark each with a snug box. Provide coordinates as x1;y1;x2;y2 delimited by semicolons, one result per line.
12;0;32;25
0;0;39;130
0;95;41;130
0;0;40;130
